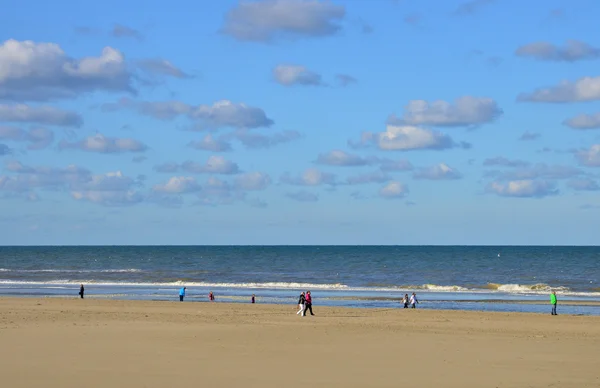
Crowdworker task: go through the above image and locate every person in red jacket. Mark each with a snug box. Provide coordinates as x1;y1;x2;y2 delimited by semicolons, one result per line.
302;290;314;316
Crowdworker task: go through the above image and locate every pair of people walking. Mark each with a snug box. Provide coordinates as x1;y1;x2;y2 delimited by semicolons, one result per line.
401;293;418;308
178;288;215;302
296;291;314;316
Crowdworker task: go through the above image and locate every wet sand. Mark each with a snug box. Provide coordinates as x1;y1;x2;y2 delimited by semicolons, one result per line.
1;297;599;388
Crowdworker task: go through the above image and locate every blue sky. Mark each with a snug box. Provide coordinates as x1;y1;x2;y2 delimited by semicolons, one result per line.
1;0;599;245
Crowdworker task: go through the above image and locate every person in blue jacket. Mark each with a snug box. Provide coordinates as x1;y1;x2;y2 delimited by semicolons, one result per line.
179;287;186;302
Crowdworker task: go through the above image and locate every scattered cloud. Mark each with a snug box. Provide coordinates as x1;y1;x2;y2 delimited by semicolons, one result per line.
234;172;271;191
335;74;357;87
153;162;180;173
104;98;274;129
485;163;582;181
137;58;191;79
483;156;530;168
486;180;558;198
153;176;201;194
281;168;336;186
413;163;462;180
232;129;301;149
315;150;373;166
389;96;502;127
379;181;408;199
111;24;143;41
155;157;240;175
0;39;133;101
188;134;232;152
0;126;54;150
346;171;390;185
221;0;345;43
519;131;541;141
273;65;323;86
574;144;600;167
350;125;459;151
379;158;414;172
563;113;600;130
285;190;318;202
0;161;90;192
59;134;146;154
516;40;600;62
0;104;83;127
455;0;494;15
567;178;599;191
518;76;600;103
72;190;143;206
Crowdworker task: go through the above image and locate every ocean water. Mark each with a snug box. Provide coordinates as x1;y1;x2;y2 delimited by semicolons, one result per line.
1;246;599;315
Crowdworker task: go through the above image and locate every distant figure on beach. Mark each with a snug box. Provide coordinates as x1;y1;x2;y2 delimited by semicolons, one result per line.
409;292;418;308
209;291;215;302
402;294;409;308
79;284;84;299
251;294;255;304
179;287;186;302
296;292;305;316
303;290;314;316
550;291;557;315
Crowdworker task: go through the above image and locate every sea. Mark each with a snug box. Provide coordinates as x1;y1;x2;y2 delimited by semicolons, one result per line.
1;246;599;315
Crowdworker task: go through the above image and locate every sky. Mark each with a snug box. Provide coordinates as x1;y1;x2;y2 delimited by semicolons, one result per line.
0;0;599;245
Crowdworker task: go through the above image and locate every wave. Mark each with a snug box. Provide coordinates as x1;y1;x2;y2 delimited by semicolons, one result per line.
0;268;142;274
0;279;597;296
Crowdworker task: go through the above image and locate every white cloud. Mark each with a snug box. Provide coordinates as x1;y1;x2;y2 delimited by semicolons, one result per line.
516;40;600;62
234;172;271;190
183;156;240;175
574;144;600;167
285;190;318;202
0;104;82;126
346;171;390;185
379;158;414;172
137;58;191;79
0;39;133;101
563;113;600;129
389;97;502;127
281;168;336;186
486;180;558;198
483;156;530;168
188;134;232;152
0;161;90;192
153;176;201;194
221;0;345;42
414;163;462;180
0;126;54;150
71;171;136;192
315;150;372;166
59;134;147;154
232;129;301;149
518;76;600;103
567;178;599;191
273;65;323;86
111;24;143;40
350;125;457;151
379;181;408;199
71;190;143;206
104;98;274;129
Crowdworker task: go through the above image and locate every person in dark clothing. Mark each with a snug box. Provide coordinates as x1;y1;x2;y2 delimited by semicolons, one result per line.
296;292;305;315
251;294;255;303
302;290;314;316
79;284;85;299
402;294;409;308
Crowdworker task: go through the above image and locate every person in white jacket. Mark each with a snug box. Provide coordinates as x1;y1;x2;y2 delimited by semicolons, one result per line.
409;292;418;308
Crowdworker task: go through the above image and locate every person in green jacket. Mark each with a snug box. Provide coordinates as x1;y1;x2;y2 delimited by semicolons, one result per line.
550;291;557;315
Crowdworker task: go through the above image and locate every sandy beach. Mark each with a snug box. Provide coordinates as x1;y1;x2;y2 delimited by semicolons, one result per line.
1;297;599;388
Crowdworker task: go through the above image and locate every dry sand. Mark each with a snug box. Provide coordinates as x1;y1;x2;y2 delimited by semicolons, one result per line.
1;297;599;388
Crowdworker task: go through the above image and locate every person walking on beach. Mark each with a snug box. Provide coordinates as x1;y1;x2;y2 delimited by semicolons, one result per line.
251;294;255;304
402;294;409;308
179;287;186;302
550;291;558;315
409;292;418;308
79;284;84;299
209;291;215;302
296;292;305;315
303;291;314;316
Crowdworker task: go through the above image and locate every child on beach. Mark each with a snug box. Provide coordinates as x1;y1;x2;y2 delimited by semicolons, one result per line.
209;291;215;302
297;292;305;315
402;294;409;308
550;291;557;315
179;287;186;302
409;292;418;308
